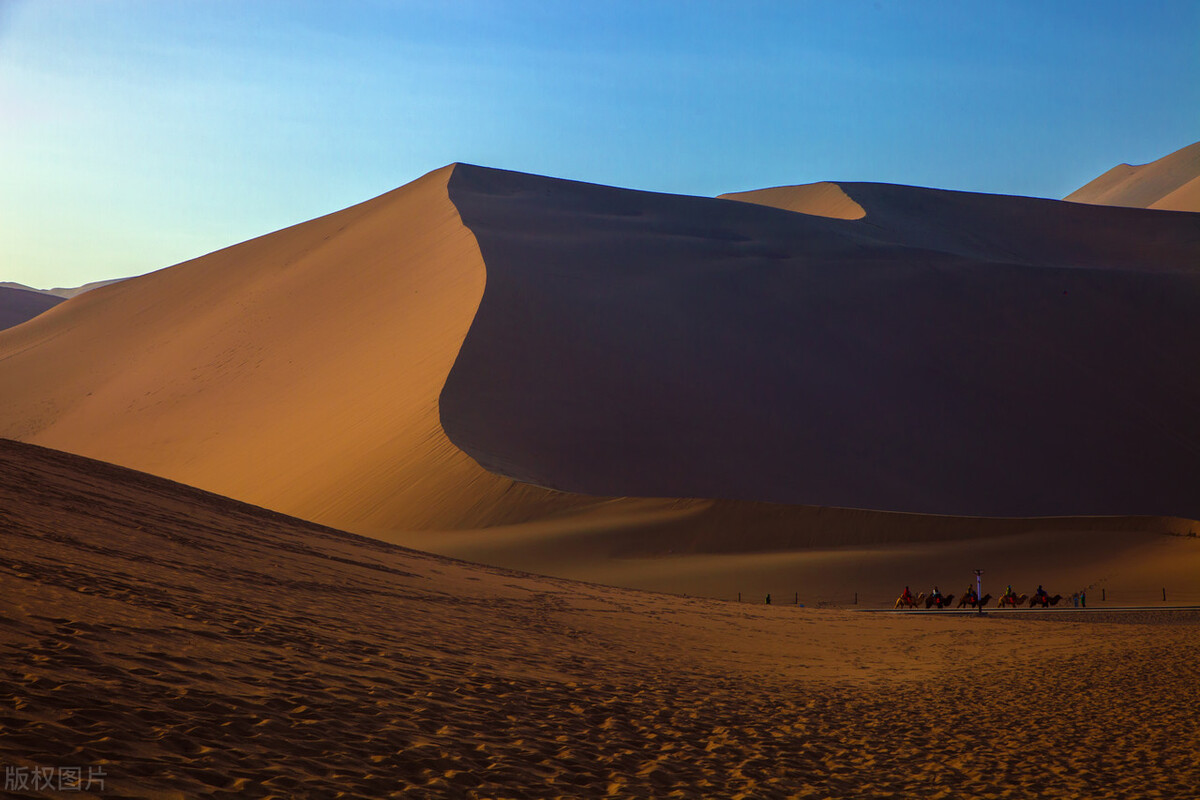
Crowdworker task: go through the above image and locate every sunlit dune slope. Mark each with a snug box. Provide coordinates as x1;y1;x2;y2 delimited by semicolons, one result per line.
1065;140;1200;212
0;166;597;533
0;286;63;331
443;165;1200;518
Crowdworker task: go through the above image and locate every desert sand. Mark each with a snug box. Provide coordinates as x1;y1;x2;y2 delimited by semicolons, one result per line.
4;437;1199;798
0;285;63;332
1065;140;1200;212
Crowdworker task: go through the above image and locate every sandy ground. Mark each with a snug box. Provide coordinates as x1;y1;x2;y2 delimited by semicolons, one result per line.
1065;140;1200;212
3;438;1200;799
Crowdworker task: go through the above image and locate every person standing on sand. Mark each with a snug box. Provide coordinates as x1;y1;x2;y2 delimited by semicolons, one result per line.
765;594;771;605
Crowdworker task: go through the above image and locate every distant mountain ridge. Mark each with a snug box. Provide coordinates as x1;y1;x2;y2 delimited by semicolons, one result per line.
0;276;127;299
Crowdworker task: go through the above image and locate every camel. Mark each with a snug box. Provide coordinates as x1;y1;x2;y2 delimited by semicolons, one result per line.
996;593;1028;609
957;593;992;609
895;592;925;609
925;593;955;610
1028;593;1064;608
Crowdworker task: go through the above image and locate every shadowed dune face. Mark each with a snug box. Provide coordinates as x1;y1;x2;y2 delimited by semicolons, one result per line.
0;286;63;331
443;165;1200;518
1065;140;1200;212
4;437;1200;798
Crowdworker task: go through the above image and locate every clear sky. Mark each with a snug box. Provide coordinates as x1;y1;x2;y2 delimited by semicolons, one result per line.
2;0;1197;289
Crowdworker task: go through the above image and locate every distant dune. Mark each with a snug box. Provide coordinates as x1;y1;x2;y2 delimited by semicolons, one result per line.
0;164;1197;572
717;181;865;219
0;285;63;331
1065;140;1200;212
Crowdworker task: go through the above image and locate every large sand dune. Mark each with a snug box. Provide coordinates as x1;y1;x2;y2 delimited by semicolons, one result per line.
4;437;1200;798
0;165;602;536
443;166;1200;518
0;164;1197;575
0;285;63;331
1065;140;1200;212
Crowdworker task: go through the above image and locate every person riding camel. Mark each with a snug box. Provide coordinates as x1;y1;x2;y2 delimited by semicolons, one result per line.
901;586;914;606
931;585;944;608
964;585;977;605
1035;584;1048;606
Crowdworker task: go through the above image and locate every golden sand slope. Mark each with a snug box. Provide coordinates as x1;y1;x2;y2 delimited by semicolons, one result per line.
0;286;63;331
0;165;600;534
1065;140;1200;212
3;438;1199;799
717;182;866;219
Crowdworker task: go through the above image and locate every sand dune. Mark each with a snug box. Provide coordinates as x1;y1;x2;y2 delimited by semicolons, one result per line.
444;166;1200;518
0;165;601;536
1065;140;1200;212
3;437;1199;798
0;285;64;331
1;164;1197;577
717;181;866;219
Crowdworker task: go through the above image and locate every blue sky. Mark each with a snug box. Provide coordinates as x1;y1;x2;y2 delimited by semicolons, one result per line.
2;0;1197;288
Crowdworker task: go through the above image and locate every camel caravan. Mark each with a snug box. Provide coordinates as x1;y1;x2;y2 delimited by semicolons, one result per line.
894;585;1068;610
